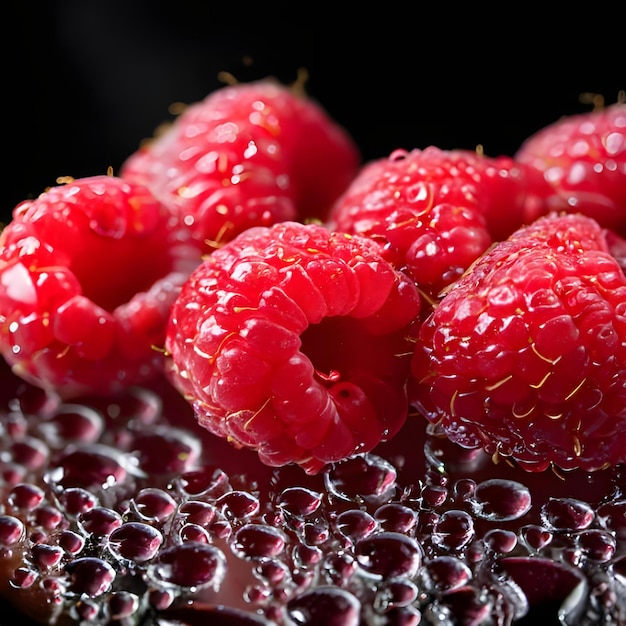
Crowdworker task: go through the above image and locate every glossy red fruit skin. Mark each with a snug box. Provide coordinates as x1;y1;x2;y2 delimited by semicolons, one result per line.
410;212;626;473
165;221;422;475
121;79;361;255
327;146;556;302
515;101;626;235
0;175;198;398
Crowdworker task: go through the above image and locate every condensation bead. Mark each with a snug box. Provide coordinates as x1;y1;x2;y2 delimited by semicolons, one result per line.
30;544;64;569
292;543;323;569
56;487;99;517
149;542;227;589
176;465;231;498
276;487;323;518
0;514;25;546
129;487;177;522
10;437;49;470
422;484;449;508
324;454;397;504
468;479;531;522
432;510;475;551
232;523;287;559
541;498;595;531
254;559;290;584
65;557;116;596
177;500;218;526
519;524;553;552
31;504;65;530
483;529;518;554
107;522;163;563
577;529;616;562
286;586;361;626
77;506;123;536
39;404;104;446
107;590;139;619
131;426;201;474
374;579;418;610
58;530;86;555
335;510;378;543
423;555;472;592
179;523;211;543
10;566;37;589
218;490;261;520
597;500;626;539
374;504;418;534
355;532;422;578
8;483;45;511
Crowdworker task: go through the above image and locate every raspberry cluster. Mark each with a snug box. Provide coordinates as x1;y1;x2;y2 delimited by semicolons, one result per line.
0;78;625;624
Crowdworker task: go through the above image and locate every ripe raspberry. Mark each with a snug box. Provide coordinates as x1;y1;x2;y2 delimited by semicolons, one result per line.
0;175;197;397
410;212;626;473
327;146;554;302
515;98;626;234
121;78;360;254
165;221;422;474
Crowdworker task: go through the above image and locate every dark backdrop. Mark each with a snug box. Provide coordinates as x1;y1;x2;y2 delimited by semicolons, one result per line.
5;2;624;223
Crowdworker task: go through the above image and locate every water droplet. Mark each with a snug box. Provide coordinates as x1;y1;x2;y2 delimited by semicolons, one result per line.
276;486;323;518
0;515;25;546
286;586;360;626
468;479;531;522
541;498;595;531
231;523;287;559
424;555;472;592
432;510;475;551
355;531;422;578
65;557;116;596
150;542;227;589
324;454;397;504
107;521;163;563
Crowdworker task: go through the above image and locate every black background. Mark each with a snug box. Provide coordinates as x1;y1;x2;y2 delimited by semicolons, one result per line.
4;2;624;225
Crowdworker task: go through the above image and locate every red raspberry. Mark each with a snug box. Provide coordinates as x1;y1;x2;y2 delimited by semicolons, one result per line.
515;99;626;234
0;175;197;397
410;212;626;473
327;146;554;302
121;78;360;254
165;221;422;474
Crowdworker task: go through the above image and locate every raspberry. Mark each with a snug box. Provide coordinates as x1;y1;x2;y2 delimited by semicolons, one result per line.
121;78;360;254
327;146;553;302
0;175;197;397
515;98;626;234
410;212;626;473
165;221;422;474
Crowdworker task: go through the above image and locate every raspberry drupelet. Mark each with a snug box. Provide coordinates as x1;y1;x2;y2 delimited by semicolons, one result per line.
165;220;422;474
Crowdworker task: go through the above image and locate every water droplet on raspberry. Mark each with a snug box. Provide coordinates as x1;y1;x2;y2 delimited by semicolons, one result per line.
107;590;139;619
30;544;64;570
56;487;98;516
374;503;418;534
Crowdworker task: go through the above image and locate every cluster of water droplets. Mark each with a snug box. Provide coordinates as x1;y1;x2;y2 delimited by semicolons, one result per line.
1;376;626;625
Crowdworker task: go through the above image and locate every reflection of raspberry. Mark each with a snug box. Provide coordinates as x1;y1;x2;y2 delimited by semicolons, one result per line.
327;147;555;301
165;221;422;474
121;78;360;254
411;212;626;473
0;175;197;397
